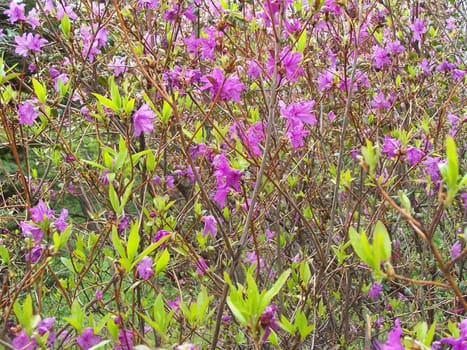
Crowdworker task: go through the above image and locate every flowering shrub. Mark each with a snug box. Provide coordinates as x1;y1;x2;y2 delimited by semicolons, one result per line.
0;0;466;349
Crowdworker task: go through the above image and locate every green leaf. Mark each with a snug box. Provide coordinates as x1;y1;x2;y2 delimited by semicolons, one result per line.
130;236;170;270
93;93;118;112
349;227;374;268
60;14;71;37
155;249;170;273
226;296;248;325
297;29;307;53
108;183;120;215
373;221;391;262
111;226;126;259
126;223;140;262
0;245;10;264
262;269;291;309
32;78;46;104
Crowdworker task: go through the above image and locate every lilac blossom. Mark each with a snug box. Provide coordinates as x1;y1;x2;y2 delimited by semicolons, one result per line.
137;256;154;280
133;103;155;137
76;327;101;349
202;215;217;238
15;33;48;57
18;101;39;125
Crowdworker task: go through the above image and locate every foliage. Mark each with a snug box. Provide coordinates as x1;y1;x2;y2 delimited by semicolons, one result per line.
0;0;466;349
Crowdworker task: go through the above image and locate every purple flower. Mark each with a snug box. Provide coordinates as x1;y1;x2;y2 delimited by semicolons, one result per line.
451;241;462;260
202;216;217;238
29;245;43;263
286;120;310;149
317;70;335;91
372;46;391;69
280;100;317;125
244;251;265;271
115;329;133;350
18;101;39;125
30;200;55;223
133;103;155;137
436;60;456;73
247;60;261;79
165;175;175;189
387;40;405;55
77;327;101;350
212;153;243;208
410;18;426;42
200;68;244;102
154;229;170;246
371;92;391;111
373;318;403;349
438;319;467;350
95;290;103;301
423;156;443;183
14;33;48;57
3;0;26;23
368;282;383;299
168;296;181;310
137;256;154;280
405;147;424;166
54;208;69;232
196;257;208;275
108;56;127;77
117;215;129;234
382;135;401;159
36;317;55;336
267;46;303;82
20;221;44;243
260;304;280;341
12;331;33;350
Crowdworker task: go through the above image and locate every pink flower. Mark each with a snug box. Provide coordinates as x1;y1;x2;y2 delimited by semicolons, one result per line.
137;256;154;280
372;45;390;69
133;103;155;137
451;241;462;260
382;135;401;159
202;215;217;238
18;101;39;125
77;328;101;350
14;33;48;57
405;147;424;166
410;18;426;42
267;46;303;82
317;70;335;91
212;153;243;207
109;56;127;77
368;282;383;299
196;257;208;275
53;208;69;232
371;92;391;110
3;0;26;23
280;100;317;125
20;221;44;243
373;318;403;349
201;68;244;102
30;200;55;223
